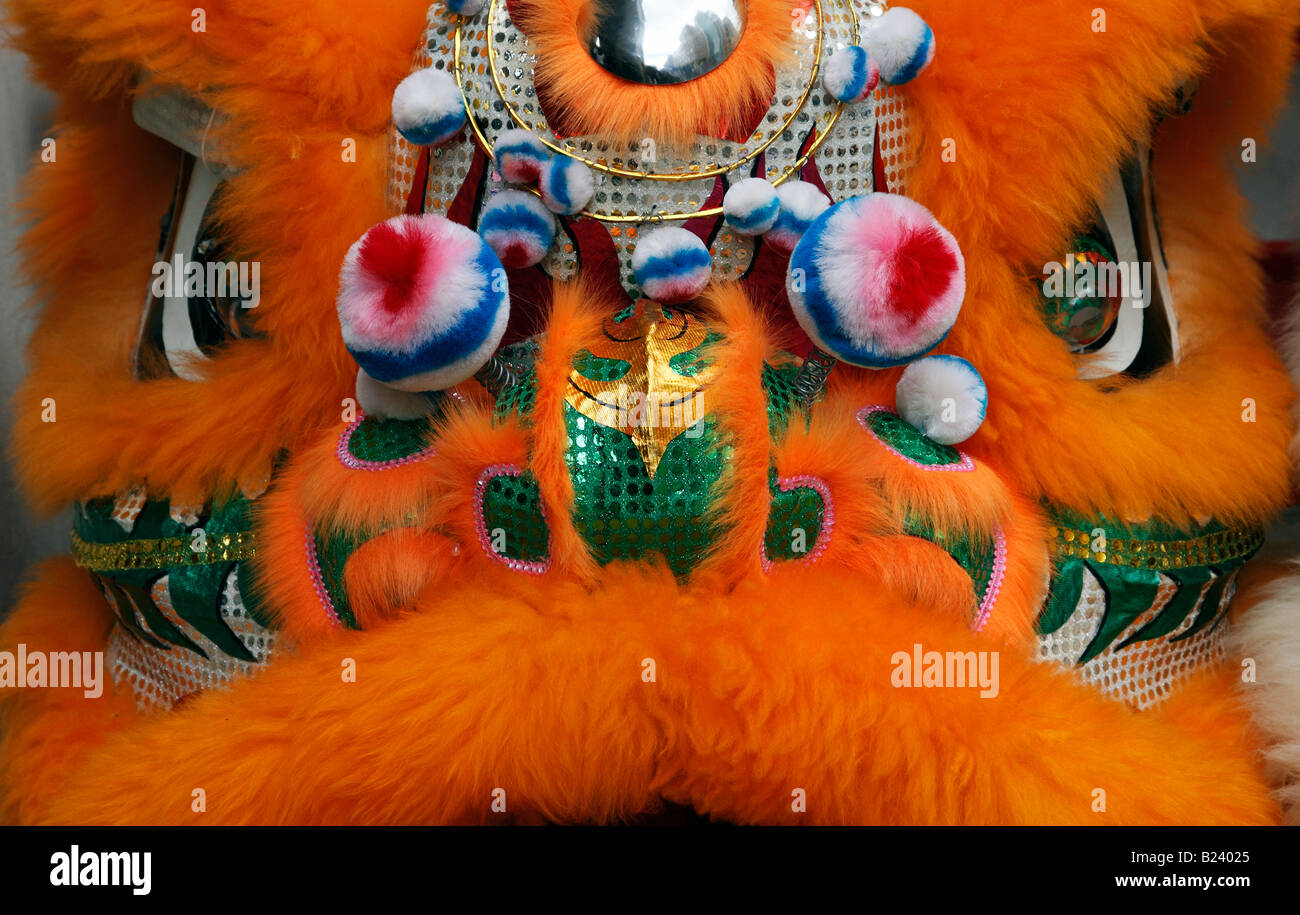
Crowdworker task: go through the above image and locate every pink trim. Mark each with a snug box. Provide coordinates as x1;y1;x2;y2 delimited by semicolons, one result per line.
856;404;975;473
304;522;342;628
336;410;438;471
761;474;835;573
971;525;1008;633
474;464;551;575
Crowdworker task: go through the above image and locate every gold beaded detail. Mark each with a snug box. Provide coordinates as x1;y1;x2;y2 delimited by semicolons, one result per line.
71;530;257;572
1048;525;1262;570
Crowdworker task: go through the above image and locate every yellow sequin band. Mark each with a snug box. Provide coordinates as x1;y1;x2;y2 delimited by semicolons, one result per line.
1049;524;1263;570
71;530;257;572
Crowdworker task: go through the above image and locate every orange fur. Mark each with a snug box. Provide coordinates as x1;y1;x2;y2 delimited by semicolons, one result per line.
517;0;796;147
3;0;1296;827
16;564;1276;825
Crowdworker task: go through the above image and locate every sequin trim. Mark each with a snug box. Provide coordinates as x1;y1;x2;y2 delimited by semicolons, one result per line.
474;464;551;574
304;522;342;627
1049;523;1263;570
72;529;256;571
762;474;835;572
971;526;1008;633
856;405;976;472
336;412;437;471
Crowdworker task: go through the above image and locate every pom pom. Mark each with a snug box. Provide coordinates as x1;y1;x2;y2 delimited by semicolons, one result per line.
494;129;551;185
631;228;713;303
895;355;987;445
447;0;486;16
479;190;556;268
723;178;781;236
392;67;467;147
338;214;509;392
355;368;439;421
787;193;965;368
540;155;595;215
866;7;935;85
765;181;832;254
824;45;879;103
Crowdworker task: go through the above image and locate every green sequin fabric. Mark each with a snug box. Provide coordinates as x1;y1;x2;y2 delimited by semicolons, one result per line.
864;409;965;467
73;496;269;658
565;404;723;578
762;360;805;437
347;416;431;463
763;471;827;563
481;474;550;562
1037;509;1263;663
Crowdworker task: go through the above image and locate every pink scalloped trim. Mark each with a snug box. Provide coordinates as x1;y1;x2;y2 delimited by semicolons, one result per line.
971;525;1008;633
474;464;551;575
336;410;437;471
304;521;342;627
761;474;835;573
856;404;976;473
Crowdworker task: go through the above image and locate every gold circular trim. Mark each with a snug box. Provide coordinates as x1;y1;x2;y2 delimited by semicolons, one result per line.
450;0;860;222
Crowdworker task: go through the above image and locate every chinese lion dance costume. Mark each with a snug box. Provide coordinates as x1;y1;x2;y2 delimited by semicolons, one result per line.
3;0;1300;825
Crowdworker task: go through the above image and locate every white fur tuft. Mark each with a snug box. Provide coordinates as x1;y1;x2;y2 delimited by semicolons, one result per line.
540;156;596;215
1229;563;1300;823
723;178;781;236
865;7;935;85
895;355;986;444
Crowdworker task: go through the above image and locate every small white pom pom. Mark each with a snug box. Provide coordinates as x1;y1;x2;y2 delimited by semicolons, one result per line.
723;178;781;236
895;355;986;445
540;156;595;215
824;45;880;103
479;190;556;268
865;7;935;85
765;181;832;254
392;67;467;147
631;227;713;303
494;129;551;185
355;368;440;421
447;0;486;16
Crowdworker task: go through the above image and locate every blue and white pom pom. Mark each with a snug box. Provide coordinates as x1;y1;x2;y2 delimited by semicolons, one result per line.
631;227;712;303
765;181;832;254
787;193;965;368
494;129;551;185
895;355;986;445
338;214;509;392
392;67;467;147
479;190;556;268
446;0;486;16
539;155;596;215
865;7;935;85
824;45;880;103
723;178;781;236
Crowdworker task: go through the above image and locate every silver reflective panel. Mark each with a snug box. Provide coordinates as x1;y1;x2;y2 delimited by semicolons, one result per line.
585;0;747;85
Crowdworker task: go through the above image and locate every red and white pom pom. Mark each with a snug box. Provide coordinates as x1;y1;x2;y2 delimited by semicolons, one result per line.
787;193;965;368
631;227;713;303
338;214;509;392
540;156;595;215
478;190;556;268
391;67;467;147
765;181;832;254
494;129;551;185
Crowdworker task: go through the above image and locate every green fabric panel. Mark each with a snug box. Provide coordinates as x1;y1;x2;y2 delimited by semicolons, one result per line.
314;529;361;630
481;474;550;562
168;563;256;661
1171;569;1229;643
764;472;826;563
1078;562;1162;664
1036;560;1085;636
1115;566;1213;650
